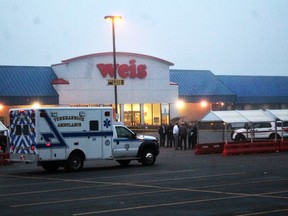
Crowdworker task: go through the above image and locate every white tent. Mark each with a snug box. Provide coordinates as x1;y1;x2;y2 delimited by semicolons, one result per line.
200;110;249;123
265;109;288;121
236;110;275;122
199;110;276;144
265;109;288;141
0;121;8;132
199;110;250;144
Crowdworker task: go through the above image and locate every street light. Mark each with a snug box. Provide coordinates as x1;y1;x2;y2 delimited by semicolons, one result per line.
105;15;122;121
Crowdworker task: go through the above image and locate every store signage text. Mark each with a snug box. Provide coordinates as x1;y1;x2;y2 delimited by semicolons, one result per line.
97;59;147;79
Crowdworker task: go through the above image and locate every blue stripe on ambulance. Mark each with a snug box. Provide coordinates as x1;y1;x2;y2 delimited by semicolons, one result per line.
61;131;113;137
36;131;114;148
40;131;113;141
38;110;113;149
40;109;67;148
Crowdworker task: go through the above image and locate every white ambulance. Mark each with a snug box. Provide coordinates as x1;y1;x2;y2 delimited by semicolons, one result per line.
9;107;159;171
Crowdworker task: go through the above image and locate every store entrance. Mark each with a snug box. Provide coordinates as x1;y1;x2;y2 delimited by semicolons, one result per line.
124;111;140;127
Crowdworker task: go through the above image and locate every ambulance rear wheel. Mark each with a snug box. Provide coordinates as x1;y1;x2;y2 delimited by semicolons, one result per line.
42;162;60;172
141;148;156;166
65;153;84;171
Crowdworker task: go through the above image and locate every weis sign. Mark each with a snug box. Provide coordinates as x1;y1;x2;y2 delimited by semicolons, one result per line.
97;59;147;79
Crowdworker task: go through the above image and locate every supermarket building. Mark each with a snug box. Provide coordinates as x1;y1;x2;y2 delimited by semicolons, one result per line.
1;52;288;127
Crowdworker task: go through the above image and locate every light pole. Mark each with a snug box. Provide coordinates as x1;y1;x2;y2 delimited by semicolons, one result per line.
105;15;122;121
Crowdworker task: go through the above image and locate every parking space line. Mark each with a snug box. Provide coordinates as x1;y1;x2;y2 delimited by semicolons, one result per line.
236;208;288;216
143;172;246;183
5;172;288;205
73;196;242;216
1;171;247;185
4;170;288;215
82;168;202;180
11;177;288;208
11;189;175;208
196;178;288;190
1;185;108;197
72;187;288;216
260;189;288;195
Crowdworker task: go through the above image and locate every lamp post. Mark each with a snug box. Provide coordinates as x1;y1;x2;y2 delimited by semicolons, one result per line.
105;15;122;121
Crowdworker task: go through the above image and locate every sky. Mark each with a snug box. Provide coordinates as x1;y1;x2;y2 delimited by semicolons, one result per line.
0;0;288;76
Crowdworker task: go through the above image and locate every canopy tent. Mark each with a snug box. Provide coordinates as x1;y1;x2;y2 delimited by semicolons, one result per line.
236;110;275;122
200;110;249;123
265;109;288;141
199;110;250;144
0;121;8;132
199;110;277;144
265;109;288;121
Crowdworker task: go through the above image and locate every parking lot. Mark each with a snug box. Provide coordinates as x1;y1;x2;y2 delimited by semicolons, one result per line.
1;146;288;216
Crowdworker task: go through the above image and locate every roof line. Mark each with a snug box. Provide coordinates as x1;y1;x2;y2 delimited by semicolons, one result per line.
51;52;174;66
0;65;51;68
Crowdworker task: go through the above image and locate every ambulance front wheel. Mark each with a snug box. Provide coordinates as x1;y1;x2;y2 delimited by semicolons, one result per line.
65;153;84;171
141;148;156;166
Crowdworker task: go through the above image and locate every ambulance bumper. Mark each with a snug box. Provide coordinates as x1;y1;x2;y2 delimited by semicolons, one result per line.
9;153;38;163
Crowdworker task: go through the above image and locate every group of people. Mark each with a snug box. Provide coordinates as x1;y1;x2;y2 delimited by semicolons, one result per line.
158;122;198;150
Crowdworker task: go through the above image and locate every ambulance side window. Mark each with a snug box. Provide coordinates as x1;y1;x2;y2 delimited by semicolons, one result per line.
90;121;99;131
115;126;134;139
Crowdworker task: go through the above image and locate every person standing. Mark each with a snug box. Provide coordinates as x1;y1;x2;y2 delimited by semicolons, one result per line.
167;123;174;148
187;123;193;149
173;122;179;150
158;124;166;147
191;122;198;150
179;122;187;150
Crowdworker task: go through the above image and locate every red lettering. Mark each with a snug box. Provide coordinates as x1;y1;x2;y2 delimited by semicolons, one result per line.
97;64;113;78
118;64;129;78
97;64;119;78
97;60;147;79
129;59;137;78
137;64;147;79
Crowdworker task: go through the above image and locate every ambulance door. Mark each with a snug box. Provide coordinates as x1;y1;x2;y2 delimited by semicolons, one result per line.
113;126;139;158
37;109;53;160
86;112;103;159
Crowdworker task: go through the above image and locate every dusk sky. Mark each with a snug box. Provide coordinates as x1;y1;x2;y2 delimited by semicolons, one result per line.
1;0;288;76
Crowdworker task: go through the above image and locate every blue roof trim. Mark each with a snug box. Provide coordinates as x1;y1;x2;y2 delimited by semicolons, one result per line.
170;70;236;102
0;66;59;105
218;75;288;104
1;66;288;106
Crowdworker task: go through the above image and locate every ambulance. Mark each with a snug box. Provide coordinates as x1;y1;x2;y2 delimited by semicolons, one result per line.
9;107;159;171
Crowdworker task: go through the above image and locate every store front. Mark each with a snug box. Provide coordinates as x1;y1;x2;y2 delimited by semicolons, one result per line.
122;103;170;126
52;52;178;126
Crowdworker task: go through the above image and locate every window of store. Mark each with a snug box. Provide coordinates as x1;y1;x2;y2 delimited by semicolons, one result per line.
161;103;170;125
143;103;168;126
144;104;152;125
124;104;140;127
124;103;169;126
152;104;161;125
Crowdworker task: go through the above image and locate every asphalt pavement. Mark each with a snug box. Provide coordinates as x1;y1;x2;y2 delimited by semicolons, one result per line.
1;146;288;216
